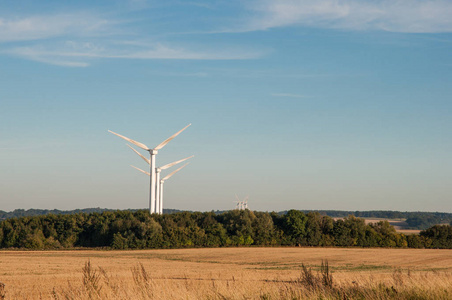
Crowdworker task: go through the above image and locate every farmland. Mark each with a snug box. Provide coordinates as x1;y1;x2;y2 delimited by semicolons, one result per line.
362;218;421;235
1;247;451;299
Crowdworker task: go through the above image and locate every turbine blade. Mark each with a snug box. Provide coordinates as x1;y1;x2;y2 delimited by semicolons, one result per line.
159;155;194;170
162;163;189;182
108;130;150;151
154;124;191;150
235;194;240;202
131;165;150;176
127;144;150;164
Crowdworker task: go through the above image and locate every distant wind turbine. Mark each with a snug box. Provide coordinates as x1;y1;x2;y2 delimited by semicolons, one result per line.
108;124;191;214
234;195;249;210
243;197;249;210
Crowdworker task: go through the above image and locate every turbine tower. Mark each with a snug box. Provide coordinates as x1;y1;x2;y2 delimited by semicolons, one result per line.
108;124;191;214
234;201;242;210
243;197;249;210
131;162;190;214
129;149;193;214
159;163;189;214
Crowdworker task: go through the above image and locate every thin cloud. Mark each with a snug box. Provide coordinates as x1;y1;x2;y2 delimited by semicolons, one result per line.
243;0;452;33
0;11;265;66
148;71;210;77
0;13;111;42
4;42;264;67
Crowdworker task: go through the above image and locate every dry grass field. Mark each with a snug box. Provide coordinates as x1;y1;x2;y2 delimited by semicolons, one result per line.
0;247;451;299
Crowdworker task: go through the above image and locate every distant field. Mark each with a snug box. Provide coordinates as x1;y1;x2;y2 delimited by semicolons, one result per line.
363;218;422;235
333;217;422;234
0;248;451;299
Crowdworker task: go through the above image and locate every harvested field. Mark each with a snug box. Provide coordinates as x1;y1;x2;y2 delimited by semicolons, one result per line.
0;247;451;299
363;218;422;235
333;217;422;234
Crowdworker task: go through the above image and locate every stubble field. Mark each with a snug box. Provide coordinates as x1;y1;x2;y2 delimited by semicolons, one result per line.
0;247;451;299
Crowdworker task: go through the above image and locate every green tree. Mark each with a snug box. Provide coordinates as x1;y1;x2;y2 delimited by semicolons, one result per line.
218;210;256;246
111;233;128;249
371;221;407;247
283;210;308;246
332;219;354;246
406;234;424;248
302;212;323;246
420;225;452;249
252;212;277;245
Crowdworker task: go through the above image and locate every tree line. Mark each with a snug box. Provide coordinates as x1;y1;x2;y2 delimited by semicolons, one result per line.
0;210;451;250
2;208;450;230
297;210;452;230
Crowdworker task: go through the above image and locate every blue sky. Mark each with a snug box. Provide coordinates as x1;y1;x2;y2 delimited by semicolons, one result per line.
1;0;451;212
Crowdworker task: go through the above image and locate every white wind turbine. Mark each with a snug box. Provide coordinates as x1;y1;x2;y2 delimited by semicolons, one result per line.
131;162;190;214
129;147;193;214
108;124;191;214
243;197;249;210
234;195;242;210
159;163;189;214
234;195;249;210
234;201;241;210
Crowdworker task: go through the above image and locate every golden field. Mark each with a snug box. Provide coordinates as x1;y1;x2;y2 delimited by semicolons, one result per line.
0;247;451;299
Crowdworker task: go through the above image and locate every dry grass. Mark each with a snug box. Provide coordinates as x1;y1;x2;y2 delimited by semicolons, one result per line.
0;248;451;299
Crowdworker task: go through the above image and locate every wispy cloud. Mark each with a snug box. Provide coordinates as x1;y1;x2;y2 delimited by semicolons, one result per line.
242;0;452;33
148;71;210;77
4;41;264;67
0;10;264;67
4;0;449;67
0;13;111;42
272;93;308;99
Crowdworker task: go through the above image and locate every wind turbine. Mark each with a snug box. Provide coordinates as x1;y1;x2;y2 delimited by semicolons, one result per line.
235;195;243;210
234;195;249;210
243;196;249;210
159;163;189;214
131;163;190;214
156;156;193;214
108;124;191;214
234;201;241;210
128;147;193;214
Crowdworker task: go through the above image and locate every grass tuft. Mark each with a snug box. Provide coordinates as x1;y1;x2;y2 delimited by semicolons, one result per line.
82;260;102;298
0;282;5;300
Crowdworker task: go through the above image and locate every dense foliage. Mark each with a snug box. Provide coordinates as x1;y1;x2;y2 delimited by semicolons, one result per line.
0;208;179;220
296;211;451;229
2;209;450;230
0;210;450;250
